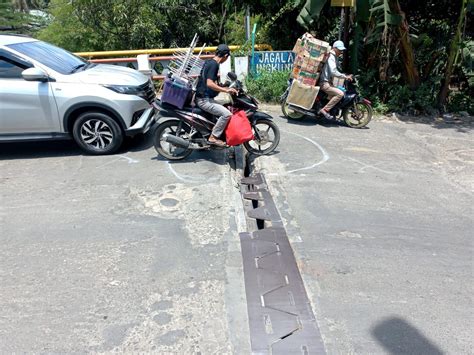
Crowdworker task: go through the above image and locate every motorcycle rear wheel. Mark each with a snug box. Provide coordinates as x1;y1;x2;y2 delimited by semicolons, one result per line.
343;102;373;128
281;100;305;120
244;119;280;155
153;119;193;160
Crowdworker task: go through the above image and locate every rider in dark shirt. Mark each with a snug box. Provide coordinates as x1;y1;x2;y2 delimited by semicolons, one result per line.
195;44;238;147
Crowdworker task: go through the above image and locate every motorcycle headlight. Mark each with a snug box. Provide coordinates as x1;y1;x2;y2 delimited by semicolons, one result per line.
103;84;141;95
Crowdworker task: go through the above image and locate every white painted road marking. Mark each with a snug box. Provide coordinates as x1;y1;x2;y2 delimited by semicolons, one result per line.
167;161;220;183
268;129;330;176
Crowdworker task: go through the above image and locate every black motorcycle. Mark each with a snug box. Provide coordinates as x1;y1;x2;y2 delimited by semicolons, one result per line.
153;73;280;160
280;78;373;128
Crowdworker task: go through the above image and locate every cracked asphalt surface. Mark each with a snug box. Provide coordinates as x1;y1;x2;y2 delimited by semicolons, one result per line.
1;111;473;353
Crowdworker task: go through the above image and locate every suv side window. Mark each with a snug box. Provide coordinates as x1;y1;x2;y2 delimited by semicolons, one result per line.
0;50;32;79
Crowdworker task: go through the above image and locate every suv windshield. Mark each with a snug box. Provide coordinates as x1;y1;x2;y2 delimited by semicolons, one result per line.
7;40;87;75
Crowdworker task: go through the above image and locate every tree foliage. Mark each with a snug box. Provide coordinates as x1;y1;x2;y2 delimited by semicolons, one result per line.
2;0;472;113
0;0;43;33
35;0;101;50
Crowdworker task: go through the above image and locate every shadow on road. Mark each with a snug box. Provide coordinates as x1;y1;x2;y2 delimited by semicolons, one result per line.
0;139;82;160
0;132;155;161
278;114;371;129
280;111;473;133
152;148;229;166
396;115;473;133
371;316;444;355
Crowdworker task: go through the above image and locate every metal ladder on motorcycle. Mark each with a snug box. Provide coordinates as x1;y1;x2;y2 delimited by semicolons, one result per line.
167;33;206;89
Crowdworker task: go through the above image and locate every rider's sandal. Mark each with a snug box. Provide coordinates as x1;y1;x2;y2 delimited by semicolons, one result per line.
208;135;227;147
319;109;334;120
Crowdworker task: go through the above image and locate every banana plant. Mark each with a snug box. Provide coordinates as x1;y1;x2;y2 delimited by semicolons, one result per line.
438;0;469;107
296;0;328;29
367;0;419;88
365;0;401;44
350;0;371;74
297;0;420;88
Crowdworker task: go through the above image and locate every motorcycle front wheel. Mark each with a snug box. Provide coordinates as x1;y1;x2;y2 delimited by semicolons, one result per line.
153;119;193;160
244;119;280;155
343;101;373;128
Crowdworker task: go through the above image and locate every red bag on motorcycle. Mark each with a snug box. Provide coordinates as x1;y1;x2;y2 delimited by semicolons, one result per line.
225;110;254;146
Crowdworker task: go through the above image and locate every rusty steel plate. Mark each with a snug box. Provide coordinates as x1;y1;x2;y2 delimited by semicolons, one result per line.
239;174;326;354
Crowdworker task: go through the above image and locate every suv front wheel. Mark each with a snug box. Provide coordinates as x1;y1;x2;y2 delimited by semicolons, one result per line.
72;111;123;155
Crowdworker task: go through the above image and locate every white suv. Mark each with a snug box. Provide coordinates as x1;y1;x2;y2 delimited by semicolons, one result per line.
0;35;157;154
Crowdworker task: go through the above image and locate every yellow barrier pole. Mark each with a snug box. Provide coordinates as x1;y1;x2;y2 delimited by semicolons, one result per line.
74;44;273;59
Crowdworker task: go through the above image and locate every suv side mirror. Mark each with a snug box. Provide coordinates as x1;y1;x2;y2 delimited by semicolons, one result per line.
22;68;50;82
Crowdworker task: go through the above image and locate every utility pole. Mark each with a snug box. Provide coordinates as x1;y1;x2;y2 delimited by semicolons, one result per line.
245;6;251;41
338;8;344;40
332;0;354;71
342;7;350;70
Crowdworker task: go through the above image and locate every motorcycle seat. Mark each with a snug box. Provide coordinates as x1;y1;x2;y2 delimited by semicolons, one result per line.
180;105;203;114
181;105;217;121
158;100;217;122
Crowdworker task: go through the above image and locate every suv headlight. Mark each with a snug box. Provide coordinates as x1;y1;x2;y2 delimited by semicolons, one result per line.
103;84;140;95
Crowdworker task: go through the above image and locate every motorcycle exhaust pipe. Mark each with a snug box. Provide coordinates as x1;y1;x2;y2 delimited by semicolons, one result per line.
163;133;190;149
288;103;317;117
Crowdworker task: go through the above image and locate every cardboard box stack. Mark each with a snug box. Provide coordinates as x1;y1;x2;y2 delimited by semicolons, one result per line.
288;33;331;109
291;33;330;86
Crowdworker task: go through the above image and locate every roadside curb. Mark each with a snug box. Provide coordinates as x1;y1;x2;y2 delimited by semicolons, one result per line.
225;145;251;353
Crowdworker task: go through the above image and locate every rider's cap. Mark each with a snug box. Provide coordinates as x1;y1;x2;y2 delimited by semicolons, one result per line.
333;40;347;51
216;44;231;57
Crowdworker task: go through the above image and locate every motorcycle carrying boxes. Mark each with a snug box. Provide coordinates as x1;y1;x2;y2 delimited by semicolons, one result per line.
225;110;254;146
287;80;320;110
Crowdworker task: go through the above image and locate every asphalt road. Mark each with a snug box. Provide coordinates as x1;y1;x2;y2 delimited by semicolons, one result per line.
0;134;250;353
1;111;473;354
254;109;473;354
